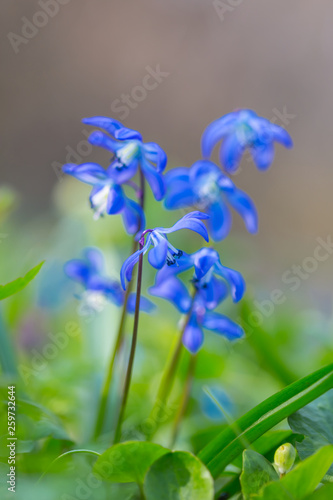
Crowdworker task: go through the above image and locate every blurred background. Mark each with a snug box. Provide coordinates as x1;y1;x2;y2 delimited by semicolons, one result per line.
1;0;333;279
1;2;333;497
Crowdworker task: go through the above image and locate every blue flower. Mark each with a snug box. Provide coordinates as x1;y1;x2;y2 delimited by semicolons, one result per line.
65;248;154;314
63;163;145;235
82;116;167;201
150;247;245;310
201;109;293;172
165;160;258;241
120;211;209;290
149;247;245;353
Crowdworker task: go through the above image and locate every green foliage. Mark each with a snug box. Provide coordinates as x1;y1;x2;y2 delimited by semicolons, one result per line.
289;390;333;476
93;441;169;485
143;451;214;500
198;363;333;477
240;449;278;499
0;261;44;301
257;446;333;499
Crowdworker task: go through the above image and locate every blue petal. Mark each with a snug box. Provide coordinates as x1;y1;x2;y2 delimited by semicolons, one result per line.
160;211;209;242
182;313;204;353
270;124;293;148
152;252;194;281
208;200;232;242
202;312;244;340
149;275;191;313
214;262;246;302
250;143;275;170
220;134;245;172
120;236;151;289
63;163;108;185
64;260;90;286
88;275;124;307
143;142;167;172
148;236;168;269
201;113;237;158
127;294;156;314
192;247;219;280
227;187;258;234
190;160;221;186
198;276;228;310
164;168;195;210
107;158;139;184
88;130;121;153
106;185;125;214
121;198;145;235
82;116;142;141
83;248;105;274
141;157;166;201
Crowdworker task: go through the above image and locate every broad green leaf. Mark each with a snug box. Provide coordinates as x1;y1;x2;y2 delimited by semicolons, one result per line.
258;446;333;500
288;390;333;475
240;450;278;499
0;261;44;301
93;441;169;485
144;451;214;500
198;363;333;478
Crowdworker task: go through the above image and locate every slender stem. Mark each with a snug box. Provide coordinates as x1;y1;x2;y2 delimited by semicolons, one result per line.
93;171;145;440
113;250;144;444
147;289;197;438
93;243;136;440
169;353;198;448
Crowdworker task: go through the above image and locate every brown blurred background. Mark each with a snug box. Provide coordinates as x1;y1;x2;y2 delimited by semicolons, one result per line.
1;0;333;289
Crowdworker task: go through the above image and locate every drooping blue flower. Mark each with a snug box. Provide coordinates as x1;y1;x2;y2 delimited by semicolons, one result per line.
82;116;167;201
200;386;234;421
201;109;293;173
65;247;154;315
120;211;209;289
149;247;245;353
150;247;245;311
63;163;145;235
165;160;257;241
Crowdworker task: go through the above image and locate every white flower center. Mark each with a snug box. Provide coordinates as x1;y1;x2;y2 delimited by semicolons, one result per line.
91;185;109;219
117;141;140;166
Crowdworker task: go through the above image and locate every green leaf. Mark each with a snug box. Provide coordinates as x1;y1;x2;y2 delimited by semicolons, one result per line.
93;441;169;485
0;261;44;301
303;483;333;499
258;446;333;499
198;363;333;478
240;450;279;499
288;389;333;476
144;451;214;500
233;430;299;468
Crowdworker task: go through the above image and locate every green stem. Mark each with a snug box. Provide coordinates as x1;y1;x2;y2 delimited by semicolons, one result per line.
93;247;136;440
93;171;145;440
113;250;144;444
169;353;197;448
147;289;197;438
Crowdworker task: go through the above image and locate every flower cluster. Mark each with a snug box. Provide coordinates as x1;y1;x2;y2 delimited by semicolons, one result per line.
149;247;245;353
63;116;167;234
64;109;293;353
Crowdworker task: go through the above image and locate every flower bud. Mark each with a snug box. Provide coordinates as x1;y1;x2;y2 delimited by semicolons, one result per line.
274;443;296;475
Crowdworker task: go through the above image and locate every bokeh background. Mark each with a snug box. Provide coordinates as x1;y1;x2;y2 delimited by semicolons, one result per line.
1;2;333;497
